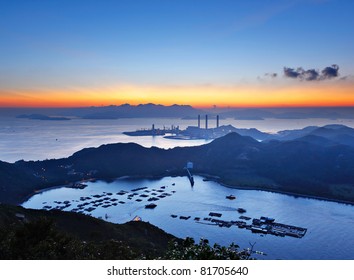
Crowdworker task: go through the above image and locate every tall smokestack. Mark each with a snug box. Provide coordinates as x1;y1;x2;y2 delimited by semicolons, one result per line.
205;115;208;130
216;115;219;128
198;115;200;128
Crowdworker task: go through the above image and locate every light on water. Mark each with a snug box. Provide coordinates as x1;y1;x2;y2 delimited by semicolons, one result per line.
22;175;354;260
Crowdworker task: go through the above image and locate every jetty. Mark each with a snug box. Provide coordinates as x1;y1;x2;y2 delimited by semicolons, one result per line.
185;161;194;186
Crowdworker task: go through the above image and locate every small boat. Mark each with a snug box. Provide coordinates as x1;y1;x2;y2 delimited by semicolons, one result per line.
226;195;236;200
145;203;157;209
237;208;246;213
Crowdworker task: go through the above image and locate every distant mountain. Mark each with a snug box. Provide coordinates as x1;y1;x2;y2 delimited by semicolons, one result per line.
268;124;354;147
2;131;354;205
3;105;354;120
16;114;70;121
217;107;354;120
77;103;205;119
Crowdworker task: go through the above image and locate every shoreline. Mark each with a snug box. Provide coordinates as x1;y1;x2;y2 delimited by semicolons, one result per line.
20;173;354;207
206;176;354;206
194;172;354;206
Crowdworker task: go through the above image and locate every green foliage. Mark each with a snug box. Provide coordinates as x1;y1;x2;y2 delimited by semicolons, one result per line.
0;218;141;260
163;237;251;260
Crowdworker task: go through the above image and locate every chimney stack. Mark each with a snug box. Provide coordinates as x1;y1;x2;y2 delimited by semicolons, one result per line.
216;115;219;128
198;115;200;128
205;115;208;130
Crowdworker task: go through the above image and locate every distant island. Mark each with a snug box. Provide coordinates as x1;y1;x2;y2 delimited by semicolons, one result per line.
17;114;71;121
1;125;354;205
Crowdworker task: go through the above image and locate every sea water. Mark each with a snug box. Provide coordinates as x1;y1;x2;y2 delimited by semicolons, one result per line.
22;175;354;260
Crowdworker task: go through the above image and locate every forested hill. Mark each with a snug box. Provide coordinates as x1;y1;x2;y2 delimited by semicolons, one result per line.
1;132;354;205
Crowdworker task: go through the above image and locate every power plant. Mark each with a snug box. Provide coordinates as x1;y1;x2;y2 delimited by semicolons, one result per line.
124;114;233;140
197;114;219;130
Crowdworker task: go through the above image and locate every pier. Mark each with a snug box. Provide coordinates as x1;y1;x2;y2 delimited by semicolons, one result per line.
185;161;194;186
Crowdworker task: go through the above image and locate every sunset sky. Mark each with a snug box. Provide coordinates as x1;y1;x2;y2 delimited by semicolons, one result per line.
0;0;354;108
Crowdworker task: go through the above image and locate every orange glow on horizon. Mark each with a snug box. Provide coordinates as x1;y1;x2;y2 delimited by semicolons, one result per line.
1;83;354;108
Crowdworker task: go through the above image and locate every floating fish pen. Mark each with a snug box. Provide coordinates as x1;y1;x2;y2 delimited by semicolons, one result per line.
239;215;251;220
179;215;191;220
71;182;88;189
117;191;127;195
131;187;148;192
209;212;222;217
250;217;307;238
270;222;307;238
171;213;307;239
145;203;157;209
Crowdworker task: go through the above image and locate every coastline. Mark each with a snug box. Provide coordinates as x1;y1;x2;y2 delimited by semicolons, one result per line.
20;184;72;206
211;176;354;206
20;173;354;206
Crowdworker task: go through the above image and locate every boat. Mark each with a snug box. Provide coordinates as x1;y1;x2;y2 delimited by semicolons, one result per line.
145;203;157;209
226;195;236;200
237;208;246;213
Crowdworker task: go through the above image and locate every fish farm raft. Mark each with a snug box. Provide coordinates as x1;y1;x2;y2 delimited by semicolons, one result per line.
171;214;307;239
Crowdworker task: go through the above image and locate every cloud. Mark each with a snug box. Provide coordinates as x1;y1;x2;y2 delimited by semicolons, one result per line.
321;64;339;79
284;67;302;78
303;69;319;81
283;65;340;81
265;73;278;78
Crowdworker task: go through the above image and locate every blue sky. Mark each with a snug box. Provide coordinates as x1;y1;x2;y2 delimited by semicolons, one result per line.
0;0;353;107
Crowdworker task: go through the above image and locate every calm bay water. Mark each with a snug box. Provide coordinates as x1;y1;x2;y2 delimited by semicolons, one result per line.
22;176;354;260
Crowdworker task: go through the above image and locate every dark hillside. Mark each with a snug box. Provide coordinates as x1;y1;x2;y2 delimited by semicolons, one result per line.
0;204;176;259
